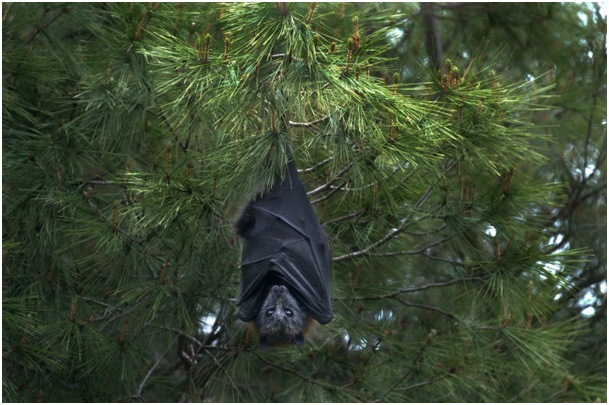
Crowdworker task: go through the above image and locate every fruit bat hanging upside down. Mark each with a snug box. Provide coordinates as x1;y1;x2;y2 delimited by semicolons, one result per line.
234;148;333;347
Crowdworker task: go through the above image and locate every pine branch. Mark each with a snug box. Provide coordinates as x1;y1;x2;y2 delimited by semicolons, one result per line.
298;156;334;173
334;159;457;262
148;107;189;154
288;114;331;128
144;322;204;347
3;3;11;22
310;178;348;204
376;329;441;400
204;349;246;402
420;250;466;266
402;373;451;393
365;234;457;257
322;207;366;225
341;276;487;301
333;184;433;262
328;180;380;192
132;335;180;400
26;6;69;45
400;223;449;237
307;162;354;196
252;351;343;393
81;296;115;322
394;297;459;320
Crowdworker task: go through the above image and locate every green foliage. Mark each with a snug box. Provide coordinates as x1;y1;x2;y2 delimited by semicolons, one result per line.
3;2;605;402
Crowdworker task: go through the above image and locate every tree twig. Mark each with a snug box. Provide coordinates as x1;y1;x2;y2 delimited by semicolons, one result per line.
340;276;486;301
402;373;451;393
144;322;204;347
365;234;457;257
333;185;434;262
204;349;246;402
135;335;180;399
298;156;334;173
323;207;366;225
310;178;348;204
3;3;11;22
288;114;330;128
252;351;338;392
394;297;459;320
333;160;456;262
307;162;354;196
376;330;443;401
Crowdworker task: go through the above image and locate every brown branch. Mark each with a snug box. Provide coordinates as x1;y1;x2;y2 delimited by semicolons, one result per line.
81;296;116;323
333;160;457;262
395;298;459;320
329;180;380;192
3;3;11;22
148;107;188;154
26;6;69;44
204;349;246;402
420;250;465;266
252;351;339;392
543;387;568;402
333;185;434;262
326;166;403;193
134;335;180;399
401;222;449;237
340;276;486;301
402;373;451;393
298;156;334;173
144;322;204;348
376;330;442;401
288;114;330;128
323;207;366;225
307;162;354;196
365;234;457;258
576;178;606;203
310;179;348;204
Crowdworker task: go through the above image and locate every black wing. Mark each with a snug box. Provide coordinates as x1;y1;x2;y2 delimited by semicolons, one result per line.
236;150;333;325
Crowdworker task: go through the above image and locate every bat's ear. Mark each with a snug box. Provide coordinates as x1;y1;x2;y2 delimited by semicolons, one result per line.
258;336;269;349
293;334;305;346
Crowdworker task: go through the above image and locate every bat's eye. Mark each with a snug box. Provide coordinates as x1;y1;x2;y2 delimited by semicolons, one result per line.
265;309;274;317
284;308;293;317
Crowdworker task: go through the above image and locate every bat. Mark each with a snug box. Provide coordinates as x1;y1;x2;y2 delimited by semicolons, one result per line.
235;148;333;347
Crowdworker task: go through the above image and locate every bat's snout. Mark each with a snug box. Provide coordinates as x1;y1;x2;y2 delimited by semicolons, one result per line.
270;285;288;297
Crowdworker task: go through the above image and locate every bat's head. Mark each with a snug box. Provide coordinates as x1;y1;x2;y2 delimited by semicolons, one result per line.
254;285;311;348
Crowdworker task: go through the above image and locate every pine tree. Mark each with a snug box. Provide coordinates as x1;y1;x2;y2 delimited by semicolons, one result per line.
2;3;606;402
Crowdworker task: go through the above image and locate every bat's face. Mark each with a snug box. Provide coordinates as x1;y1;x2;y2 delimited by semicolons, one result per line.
254;285;308;347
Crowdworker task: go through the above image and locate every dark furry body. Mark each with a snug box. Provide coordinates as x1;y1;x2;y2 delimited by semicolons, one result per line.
235;201;314;347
